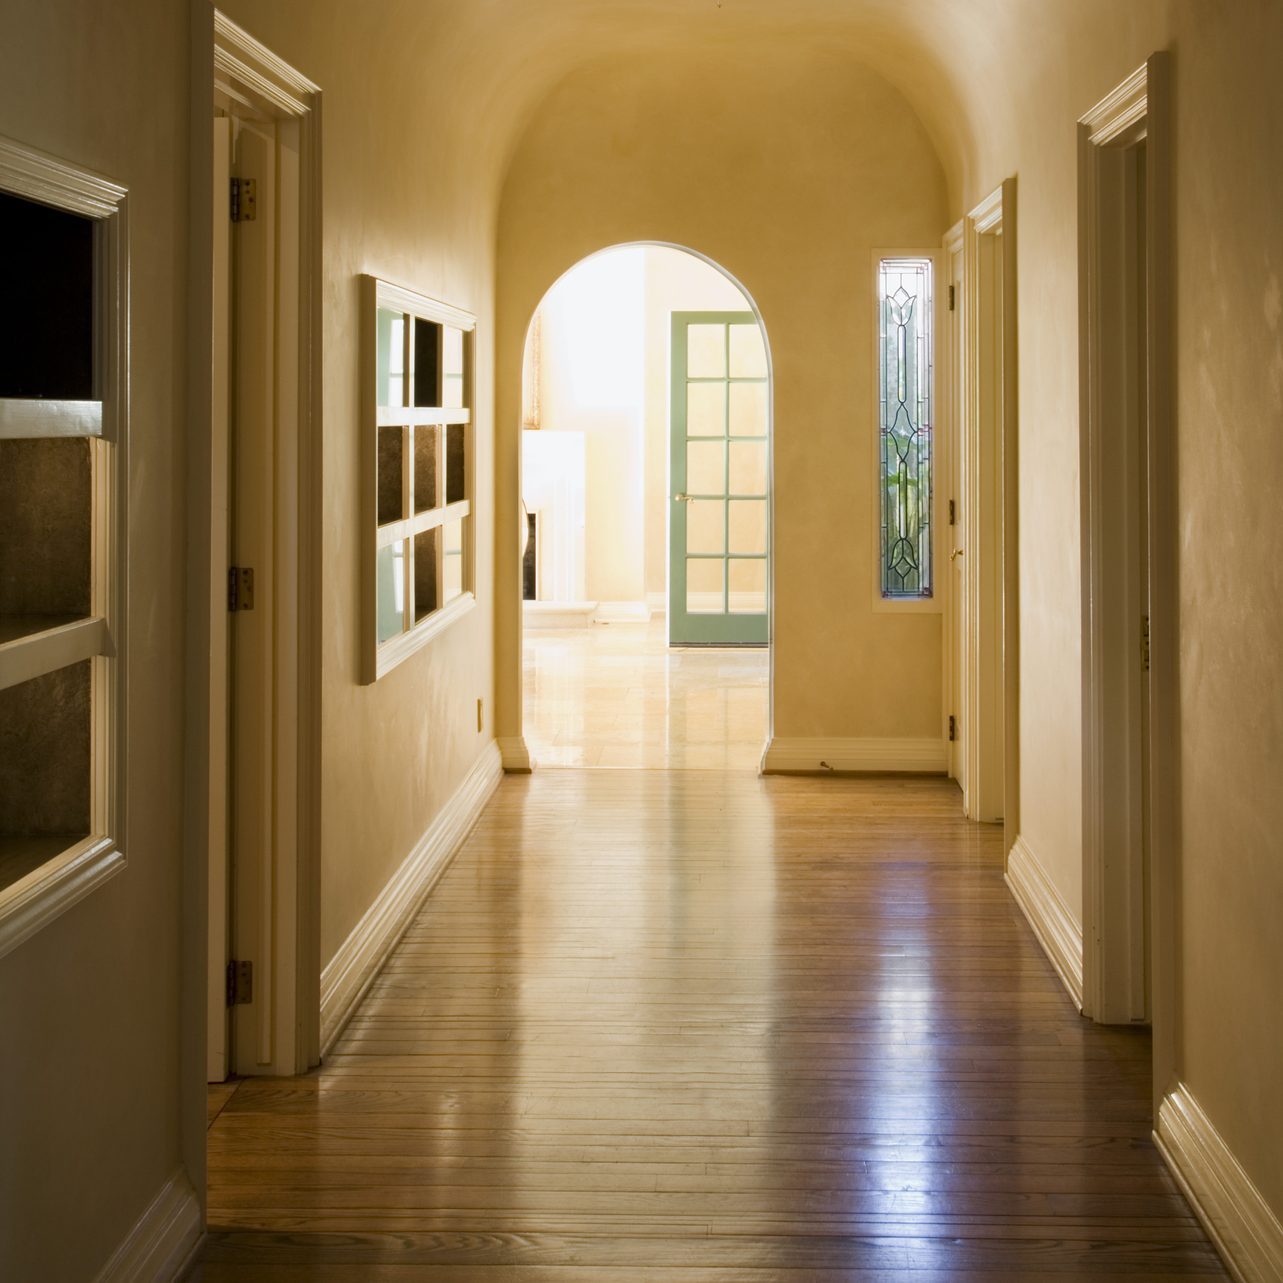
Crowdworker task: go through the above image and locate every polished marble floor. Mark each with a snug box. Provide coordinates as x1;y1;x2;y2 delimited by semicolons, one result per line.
522;618;768;770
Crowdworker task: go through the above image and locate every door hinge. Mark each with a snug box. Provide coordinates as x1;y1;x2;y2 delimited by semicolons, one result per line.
228;566;255;612
226;960;253;1006
229;176;257;223
948;715;957;742
948;499;956;526
1141;615;1151;672
948;284;956;311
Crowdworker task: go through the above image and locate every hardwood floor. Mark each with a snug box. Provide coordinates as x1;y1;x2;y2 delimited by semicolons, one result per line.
523;619;767;769
196;771;1226;1280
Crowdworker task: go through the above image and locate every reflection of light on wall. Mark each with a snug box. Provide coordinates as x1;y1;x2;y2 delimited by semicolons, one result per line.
544;247;646;412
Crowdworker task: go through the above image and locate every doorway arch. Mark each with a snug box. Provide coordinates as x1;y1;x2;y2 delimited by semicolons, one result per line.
496;241;774;772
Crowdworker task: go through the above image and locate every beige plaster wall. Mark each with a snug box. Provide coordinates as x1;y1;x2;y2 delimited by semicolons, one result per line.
217;1;501;966
497;47;950;745
0;1;192;1276
943;0;1283;1222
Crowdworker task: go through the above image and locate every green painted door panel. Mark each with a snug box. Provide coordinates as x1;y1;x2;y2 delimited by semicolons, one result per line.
669;312;770;645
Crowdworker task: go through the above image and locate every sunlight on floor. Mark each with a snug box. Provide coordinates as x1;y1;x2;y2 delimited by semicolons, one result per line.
523;617;767;769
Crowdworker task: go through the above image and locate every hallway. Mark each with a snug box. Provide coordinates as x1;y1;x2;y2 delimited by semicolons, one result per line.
198;771;1224;1280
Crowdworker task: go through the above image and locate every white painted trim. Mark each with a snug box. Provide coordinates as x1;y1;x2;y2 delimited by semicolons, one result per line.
203;16;325;1079
1078;56;1173;1036
941;220;966;789
1081;62;1150;146
0;616;110;692
373;592;477;679
0;838;124;962
1005;835;1084;1011
93;1167;201;1283
319;742;503;1054
645;590;667;617
497;736;532;773
213;11;320;117
1156;1084;1283;1283
0;399;102;438
593;600;652;623
761;737;947;775
0;133;130;958
522;600;597;629
960;180;1015;830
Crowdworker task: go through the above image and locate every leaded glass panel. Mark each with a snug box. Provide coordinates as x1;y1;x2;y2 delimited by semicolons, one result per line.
878;258;933;598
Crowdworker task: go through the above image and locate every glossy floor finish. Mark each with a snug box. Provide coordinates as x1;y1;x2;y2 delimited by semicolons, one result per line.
197;772;1226;1280
523;619;768;769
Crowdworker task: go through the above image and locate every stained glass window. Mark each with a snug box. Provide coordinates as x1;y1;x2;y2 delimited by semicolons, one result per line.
878;258;933;599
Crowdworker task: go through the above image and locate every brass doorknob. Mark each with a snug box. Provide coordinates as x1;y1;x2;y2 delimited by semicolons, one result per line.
950;548;965;561
673;493;690;502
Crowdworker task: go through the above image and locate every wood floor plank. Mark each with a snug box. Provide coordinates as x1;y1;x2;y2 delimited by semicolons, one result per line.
198;770;1226;1278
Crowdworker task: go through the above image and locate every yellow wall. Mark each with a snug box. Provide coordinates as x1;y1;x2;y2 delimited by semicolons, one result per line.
934;0;1283;1219
217;1;501;966
0;2;192;1276
496;46;950;746
2;3;1281;1274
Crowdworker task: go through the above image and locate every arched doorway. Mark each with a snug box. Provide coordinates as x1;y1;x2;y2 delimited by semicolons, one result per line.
514;243;773;771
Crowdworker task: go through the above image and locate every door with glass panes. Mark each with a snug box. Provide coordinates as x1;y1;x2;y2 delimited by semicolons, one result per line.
669;313;770;644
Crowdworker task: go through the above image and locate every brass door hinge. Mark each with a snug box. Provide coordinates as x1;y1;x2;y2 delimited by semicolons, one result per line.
1141;615;1151;672
228;566;254;612
948;715;957;742
230;176;257;222
226;960;253;1006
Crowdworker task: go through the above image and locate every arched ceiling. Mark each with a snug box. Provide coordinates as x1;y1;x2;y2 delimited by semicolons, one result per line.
361;0;1014;211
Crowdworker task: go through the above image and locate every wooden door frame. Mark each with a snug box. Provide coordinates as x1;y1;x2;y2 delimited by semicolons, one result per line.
960;181;1018;840
1078;56;1173;1053
941;222;965;789
185;2;323;1103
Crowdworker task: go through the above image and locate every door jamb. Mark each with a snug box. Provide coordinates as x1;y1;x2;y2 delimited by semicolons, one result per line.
1079;56;1173;1066
961;180;1018;838
942;221;965;789
187;6;323;1092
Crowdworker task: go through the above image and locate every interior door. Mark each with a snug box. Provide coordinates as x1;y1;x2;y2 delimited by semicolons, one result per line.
230;116;278;1074
207;116;232;1083
669;312;769;644
945;238;965;792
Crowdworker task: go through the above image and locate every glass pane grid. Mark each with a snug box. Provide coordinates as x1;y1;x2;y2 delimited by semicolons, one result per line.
879;258;933;599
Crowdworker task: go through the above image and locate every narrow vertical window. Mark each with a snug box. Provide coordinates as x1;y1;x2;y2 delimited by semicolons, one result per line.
878;257;933;598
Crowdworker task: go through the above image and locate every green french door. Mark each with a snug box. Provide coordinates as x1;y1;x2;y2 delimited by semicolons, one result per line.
670;312;770;644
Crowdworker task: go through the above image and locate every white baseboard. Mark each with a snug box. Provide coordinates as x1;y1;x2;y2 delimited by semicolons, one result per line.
593;600;652;623
497;735;532;773
1156;1083;1283;1283
760;736;947;775
1005;834;1084;1011
319;741;503;1054
523;600;597;628
645;591;667;617
94;1167;201;1283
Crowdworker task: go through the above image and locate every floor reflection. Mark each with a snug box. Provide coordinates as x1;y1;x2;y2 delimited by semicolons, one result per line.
523;618;767;769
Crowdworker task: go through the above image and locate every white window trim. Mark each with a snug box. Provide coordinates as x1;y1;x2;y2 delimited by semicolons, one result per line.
870;248;943;615
0;134;129;960
362;275;477;683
